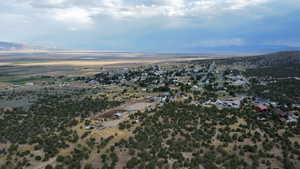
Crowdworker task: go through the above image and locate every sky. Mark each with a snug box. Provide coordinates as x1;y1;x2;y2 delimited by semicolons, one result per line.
1;0;300;52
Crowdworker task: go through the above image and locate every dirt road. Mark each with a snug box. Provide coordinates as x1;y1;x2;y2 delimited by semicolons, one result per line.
98;101;157;128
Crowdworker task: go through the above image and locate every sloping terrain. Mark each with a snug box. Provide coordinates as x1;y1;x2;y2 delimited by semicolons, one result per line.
225;51;300;66
104;103;300;169
0;41;50;51
0;42;26;51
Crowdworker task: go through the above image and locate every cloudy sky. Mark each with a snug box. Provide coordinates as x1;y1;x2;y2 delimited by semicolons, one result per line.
1;0;300;52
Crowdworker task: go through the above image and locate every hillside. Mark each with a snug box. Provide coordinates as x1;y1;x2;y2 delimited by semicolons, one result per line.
0;51;299;169
0;41;49;51
226;51;300;66
0;42;26;51
103;103;300;169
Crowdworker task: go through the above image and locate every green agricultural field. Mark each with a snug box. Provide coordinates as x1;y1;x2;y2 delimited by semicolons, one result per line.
0;76;52;83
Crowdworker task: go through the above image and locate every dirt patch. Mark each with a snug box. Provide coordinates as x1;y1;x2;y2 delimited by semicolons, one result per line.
0;143;8;149
0;82;10;88
96;102;156;119
115;150;131;169
123;102;154;111
101;119;127;128
100;109;126;118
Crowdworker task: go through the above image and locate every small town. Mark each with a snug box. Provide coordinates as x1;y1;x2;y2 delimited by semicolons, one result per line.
1;0;300;167
1;52;300;169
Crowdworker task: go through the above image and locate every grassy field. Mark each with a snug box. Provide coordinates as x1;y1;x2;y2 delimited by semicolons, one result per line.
0;76;51;83
0;52;218;85
0;51;219;67
2;58;215;66
0;65;78;83
0;65;52;83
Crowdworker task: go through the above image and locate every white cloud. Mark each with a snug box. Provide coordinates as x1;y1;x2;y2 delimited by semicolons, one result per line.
51;7;95;29
27;0;274;18
3;0;274;30
226;0;271;10
47;0;66;5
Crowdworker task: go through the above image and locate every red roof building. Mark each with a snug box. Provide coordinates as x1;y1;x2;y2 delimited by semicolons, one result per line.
255;105;268;111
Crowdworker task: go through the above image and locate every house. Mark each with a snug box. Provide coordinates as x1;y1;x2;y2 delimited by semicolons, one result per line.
88;80;99;85
254;98;270;105
270;102;278;107
234;80;247;86
192;85;203;92
113;112;125;118
208;99;241;109
161;96;169;103
152;96;162;102
287;115;299;123
273;109;287;118
292;104;300;109
133;120;140;124
257;117;266;121
255;105;268;111
145;96;153;101
127;110;136;114
25;82;34;86
85;126;94;130
214;100;225;107
162;92;171;97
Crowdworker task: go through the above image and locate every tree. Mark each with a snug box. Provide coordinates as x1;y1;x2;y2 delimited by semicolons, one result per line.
56;155;64;162
45;164;53;169
84;163;93;169
35;156;42;161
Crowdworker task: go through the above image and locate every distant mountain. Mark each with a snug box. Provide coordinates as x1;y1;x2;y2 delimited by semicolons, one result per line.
242;51;300;66
214;51;300;66
0;41;26;51
187;43;300;54
0;41;51;51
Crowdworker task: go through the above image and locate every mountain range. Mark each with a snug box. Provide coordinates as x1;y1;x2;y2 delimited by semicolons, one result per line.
0;41;52;51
